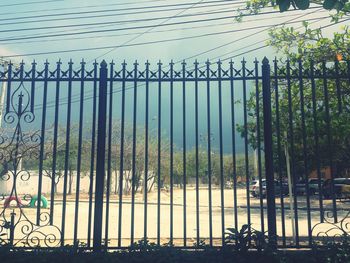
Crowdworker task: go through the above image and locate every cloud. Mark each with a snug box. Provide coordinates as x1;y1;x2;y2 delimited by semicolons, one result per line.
0;46;25;64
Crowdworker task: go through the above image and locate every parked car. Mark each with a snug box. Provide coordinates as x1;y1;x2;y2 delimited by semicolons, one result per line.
322;178;350;199
295;178;324;196
250;179;288;198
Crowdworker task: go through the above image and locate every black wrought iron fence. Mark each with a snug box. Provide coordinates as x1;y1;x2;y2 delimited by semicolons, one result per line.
0;58;349;250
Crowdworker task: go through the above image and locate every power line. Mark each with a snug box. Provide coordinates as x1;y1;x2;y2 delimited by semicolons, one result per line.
0;8;256;34
5;10;326;46
0;0;166;16
0;0;63;8
190;7;323;64
0;0;229;17
0;0;245;25
1;15;331;58
91;0;207;62
219;17;350;62
30;12;332;110
0;8;320;43
18;9;326;110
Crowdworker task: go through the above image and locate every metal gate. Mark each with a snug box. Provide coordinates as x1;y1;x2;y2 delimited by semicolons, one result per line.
0;58;349;250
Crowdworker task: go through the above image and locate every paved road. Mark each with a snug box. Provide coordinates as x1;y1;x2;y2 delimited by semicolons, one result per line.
4;188;349;247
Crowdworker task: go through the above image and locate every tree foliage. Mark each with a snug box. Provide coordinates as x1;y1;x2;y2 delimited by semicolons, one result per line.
237;24;350;179
235;0;349;22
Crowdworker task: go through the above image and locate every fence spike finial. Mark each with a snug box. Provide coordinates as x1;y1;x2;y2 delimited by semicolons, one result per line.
262;57;269;65
100;60;107;68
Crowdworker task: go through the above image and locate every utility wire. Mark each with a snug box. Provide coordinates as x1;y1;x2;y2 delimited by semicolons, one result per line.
0;0;63;8
34;14;344;112
30;10;330;109
5;10;328;45
0;0;246;24
0;8;320;43
219;17;350;62
1;15;331;58
1;3;243;40
0;8;282;34
90;0;207;67
185;7;322;64
0;0;167;16
21;9;325;109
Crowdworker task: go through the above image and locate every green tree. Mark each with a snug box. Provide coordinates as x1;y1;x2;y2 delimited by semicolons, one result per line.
237;24;350;179
235;0;349;16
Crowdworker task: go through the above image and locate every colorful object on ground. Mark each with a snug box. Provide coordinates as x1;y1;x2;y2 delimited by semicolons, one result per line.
29;195;48;208
4;196;23;208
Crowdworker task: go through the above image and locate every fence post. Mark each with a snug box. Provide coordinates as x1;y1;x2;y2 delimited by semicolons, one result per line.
261;57;277;247
93;60;108;252
9;210;15;247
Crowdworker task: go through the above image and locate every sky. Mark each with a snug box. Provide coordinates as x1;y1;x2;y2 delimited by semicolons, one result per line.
0;0;348;154
0;0;346;65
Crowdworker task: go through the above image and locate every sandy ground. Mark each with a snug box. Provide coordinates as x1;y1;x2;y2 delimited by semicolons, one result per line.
2;187;349;247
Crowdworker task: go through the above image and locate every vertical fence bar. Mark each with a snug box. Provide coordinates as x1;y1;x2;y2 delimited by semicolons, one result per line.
229;60;238;234
130;61;138;245
261;57;277;247
334;60;342;113
298;60;312;245
310;60;324;223
73;60;85;246
217;60;225;245
9;211;15;247
157;61;162;246
118;61;126;247
286;59;299;246
206;60;213;246
37;61;49;226
273;58;286;245
93;60;108;252
322;61;337;223
87;61;98;247
182;61;187;246
143;61;150;243
30;61;36;121
169;61;174;245
255;59;264;234
105;61;114;247
194;60;200;246
50;60;61;225
61;60;73;246
5;62;11;114
242;58;251;239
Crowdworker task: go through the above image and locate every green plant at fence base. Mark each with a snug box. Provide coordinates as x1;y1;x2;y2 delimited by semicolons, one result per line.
129;239;160;252
225;224;270;253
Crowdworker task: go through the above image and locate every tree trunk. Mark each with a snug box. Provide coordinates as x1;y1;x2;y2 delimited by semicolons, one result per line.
68;168;73;195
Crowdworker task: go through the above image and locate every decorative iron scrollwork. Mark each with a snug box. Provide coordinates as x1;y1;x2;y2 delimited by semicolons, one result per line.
312;205;350;242
0;78;61;248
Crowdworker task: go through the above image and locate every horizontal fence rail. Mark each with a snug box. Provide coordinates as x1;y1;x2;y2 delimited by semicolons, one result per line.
0;59;349;250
